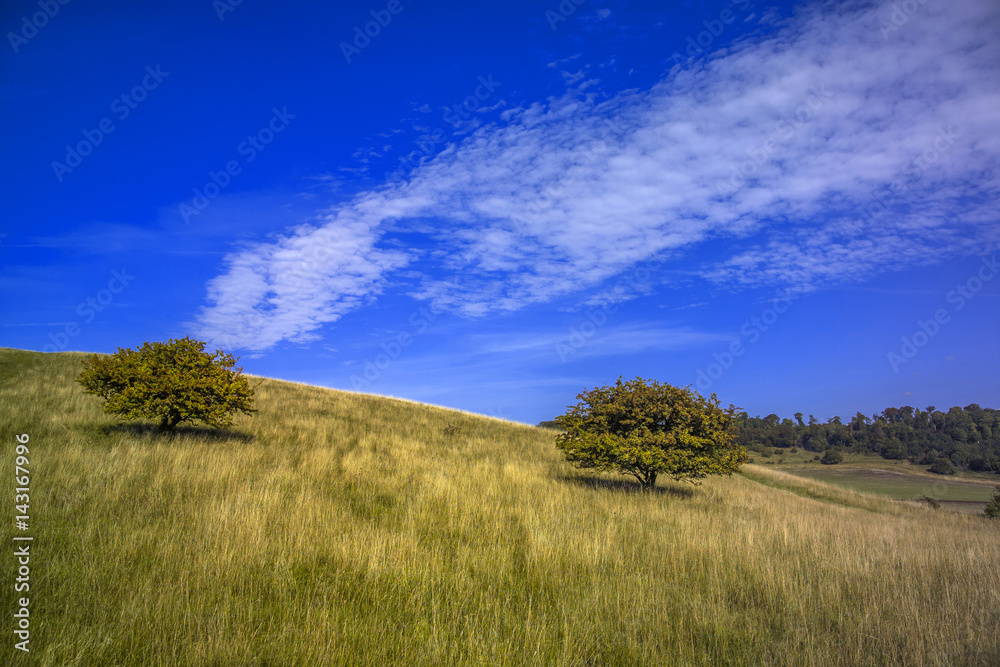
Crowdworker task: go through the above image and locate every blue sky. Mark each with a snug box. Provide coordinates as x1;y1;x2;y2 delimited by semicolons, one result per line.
2;0;998;425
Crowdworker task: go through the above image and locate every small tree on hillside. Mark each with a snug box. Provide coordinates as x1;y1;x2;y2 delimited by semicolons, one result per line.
985;487;1000;519
820;450;843;465
77;337;255;431
553;377;749;489
928;458;956;475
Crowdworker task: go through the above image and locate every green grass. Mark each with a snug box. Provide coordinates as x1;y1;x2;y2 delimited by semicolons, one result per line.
2;348;1000;665
756;452;999;512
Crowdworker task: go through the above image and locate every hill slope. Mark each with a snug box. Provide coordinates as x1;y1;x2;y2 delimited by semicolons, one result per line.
1;348;998;666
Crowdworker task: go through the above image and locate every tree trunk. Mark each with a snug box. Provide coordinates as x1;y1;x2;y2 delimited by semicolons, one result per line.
634;470;657;490
159;412;182;432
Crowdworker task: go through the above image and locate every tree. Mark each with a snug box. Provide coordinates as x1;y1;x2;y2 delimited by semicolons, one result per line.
77;337;255;431
553;377;749;489
881;438;906;460
730;403;1000;469
820;450;843;465
928;458;956;475
986;487;1000;519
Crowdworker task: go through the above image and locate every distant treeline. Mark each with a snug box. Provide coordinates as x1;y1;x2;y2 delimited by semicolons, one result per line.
736;405;1000;473
539;404;1000;474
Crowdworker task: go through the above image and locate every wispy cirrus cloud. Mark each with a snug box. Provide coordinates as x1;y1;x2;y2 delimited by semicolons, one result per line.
195;0;1000;352
193;220;409;351
468;323;730;358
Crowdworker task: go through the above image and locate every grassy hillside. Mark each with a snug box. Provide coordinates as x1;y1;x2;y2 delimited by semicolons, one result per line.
754;453;1000;513
1;348;999;666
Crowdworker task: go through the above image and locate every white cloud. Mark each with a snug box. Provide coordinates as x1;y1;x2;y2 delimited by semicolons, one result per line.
196;0;1000;351
468;323;729;358
193;219;409;351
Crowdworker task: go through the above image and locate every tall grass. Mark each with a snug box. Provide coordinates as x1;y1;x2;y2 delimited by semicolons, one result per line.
1;348;998;665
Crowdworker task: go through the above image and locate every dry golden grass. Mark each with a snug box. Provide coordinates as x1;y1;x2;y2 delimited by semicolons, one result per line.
1;348;998;665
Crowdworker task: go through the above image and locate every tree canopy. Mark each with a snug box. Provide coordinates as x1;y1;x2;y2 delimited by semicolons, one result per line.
553;377;749;489
77;337;255;431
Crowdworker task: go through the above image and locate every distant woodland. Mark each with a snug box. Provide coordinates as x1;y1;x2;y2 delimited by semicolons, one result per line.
736;405;1000;473
540;404;1000;474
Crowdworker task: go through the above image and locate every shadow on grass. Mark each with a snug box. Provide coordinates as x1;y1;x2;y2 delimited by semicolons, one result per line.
94;422;255;443
559;474;697;498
